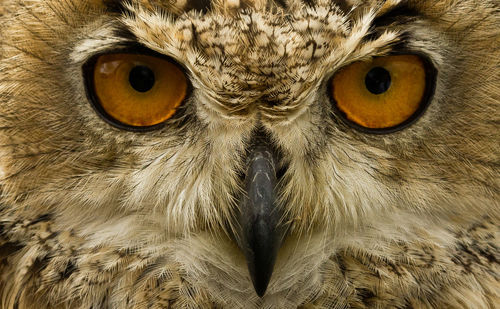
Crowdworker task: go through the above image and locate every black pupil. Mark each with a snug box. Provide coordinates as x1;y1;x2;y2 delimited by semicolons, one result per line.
365;67;391;95
129;65;155;93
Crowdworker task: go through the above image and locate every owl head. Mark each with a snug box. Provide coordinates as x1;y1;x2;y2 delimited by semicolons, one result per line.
0;0;498;304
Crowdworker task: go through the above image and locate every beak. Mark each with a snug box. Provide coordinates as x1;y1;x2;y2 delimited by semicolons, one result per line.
235;135;287;297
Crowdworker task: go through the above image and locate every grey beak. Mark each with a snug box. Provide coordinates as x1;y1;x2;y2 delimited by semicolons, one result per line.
235;139;286;297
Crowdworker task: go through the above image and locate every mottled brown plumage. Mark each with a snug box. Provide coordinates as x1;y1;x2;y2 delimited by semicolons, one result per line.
0;0;498;308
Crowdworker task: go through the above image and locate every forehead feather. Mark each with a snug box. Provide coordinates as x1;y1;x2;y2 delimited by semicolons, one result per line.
100;0;357;15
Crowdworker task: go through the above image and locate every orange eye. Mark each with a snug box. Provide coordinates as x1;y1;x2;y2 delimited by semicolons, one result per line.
88;53;188;129
331;55;434;132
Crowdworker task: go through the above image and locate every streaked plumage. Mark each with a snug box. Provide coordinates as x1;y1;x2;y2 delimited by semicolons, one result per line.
0;0;498;308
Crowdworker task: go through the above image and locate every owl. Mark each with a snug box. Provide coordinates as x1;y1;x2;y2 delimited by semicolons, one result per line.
0;0;498;308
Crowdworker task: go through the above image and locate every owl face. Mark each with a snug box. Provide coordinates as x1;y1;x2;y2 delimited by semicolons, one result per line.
0;0;498;304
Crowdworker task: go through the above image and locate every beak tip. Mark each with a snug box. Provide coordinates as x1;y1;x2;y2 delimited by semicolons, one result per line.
246;225;279;298
250;264;272;297
254;281;269;298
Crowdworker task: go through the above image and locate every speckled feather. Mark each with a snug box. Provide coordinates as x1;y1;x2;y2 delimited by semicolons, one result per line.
0;0;499;308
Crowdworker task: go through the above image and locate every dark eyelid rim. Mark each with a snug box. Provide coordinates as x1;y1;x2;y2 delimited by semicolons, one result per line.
82;44;193;132
102;0;127;14
112;26;139;43
372;4;421;28
328;52;437;135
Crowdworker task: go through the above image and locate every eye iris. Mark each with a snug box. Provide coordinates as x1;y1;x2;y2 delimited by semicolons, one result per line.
129;65;155;93
365;67;391;95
